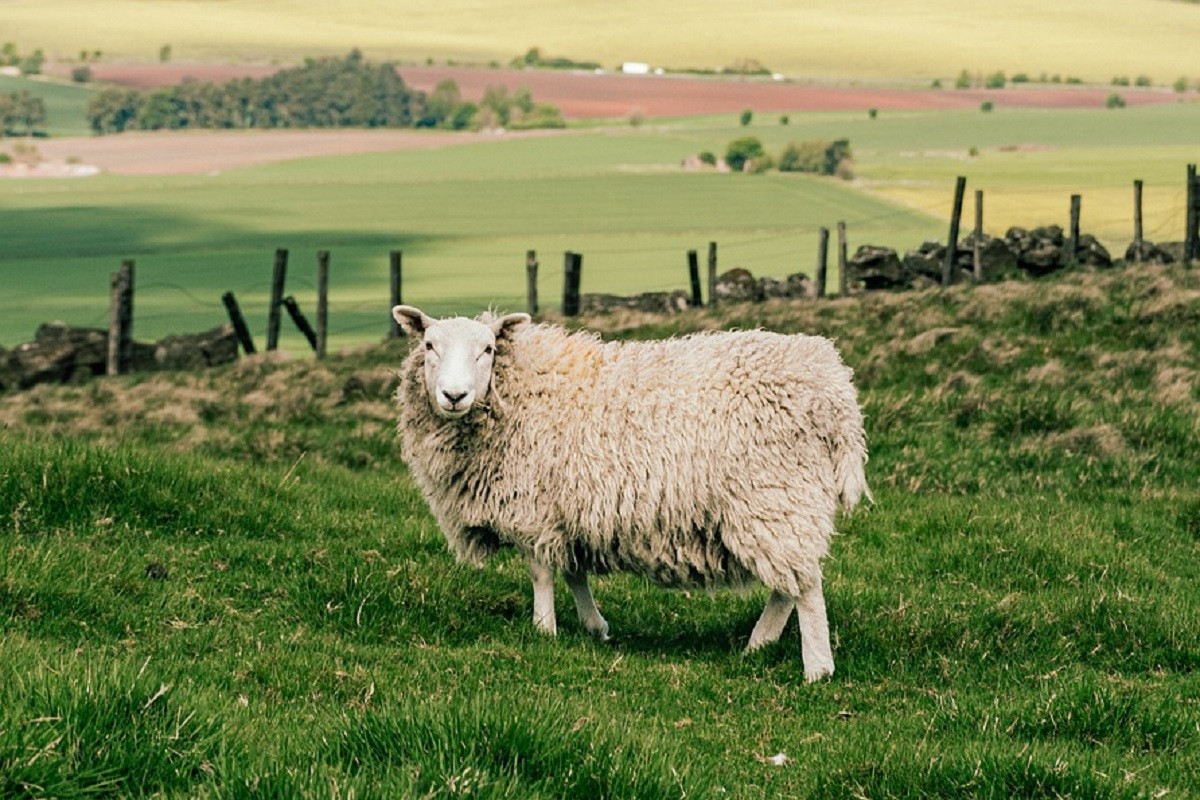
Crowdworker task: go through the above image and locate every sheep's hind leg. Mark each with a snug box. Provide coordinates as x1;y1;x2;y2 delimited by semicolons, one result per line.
563;570;610;641
795;576;835;682
746;589;795;652
528;559;557;636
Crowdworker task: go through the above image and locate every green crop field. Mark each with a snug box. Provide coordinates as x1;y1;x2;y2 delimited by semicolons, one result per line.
4;93;1199;351
0;126;948;350
3;0;1200;84
1;264;1198;797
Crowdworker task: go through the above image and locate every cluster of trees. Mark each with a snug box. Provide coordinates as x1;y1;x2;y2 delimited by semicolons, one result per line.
420;79;564;130
85;50;563;135
1;43;44;75
87;51;417;133
0;91;47;136
703;137;852;177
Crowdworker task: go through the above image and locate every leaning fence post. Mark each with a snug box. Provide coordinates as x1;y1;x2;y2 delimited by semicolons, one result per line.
388;250;402;339
221;291;256;355
1068;194;1082;263
815;226;829;299
837;222;848;296
282;296;318;351
687;250;702;307
526;250;539;316
942;176;966;287
267;248;288;351
316;250;329;359
1133;179;1144;263
107;258;134;376
707;241;718;306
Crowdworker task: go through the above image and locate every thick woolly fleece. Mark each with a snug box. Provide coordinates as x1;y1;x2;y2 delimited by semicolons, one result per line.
398;320;869;600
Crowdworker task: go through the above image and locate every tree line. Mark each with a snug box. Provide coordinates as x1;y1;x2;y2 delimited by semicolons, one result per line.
85;50;563;134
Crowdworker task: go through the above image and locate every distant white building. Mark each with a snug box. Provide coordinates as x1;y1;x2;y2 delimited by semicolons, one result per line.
621;62;651;75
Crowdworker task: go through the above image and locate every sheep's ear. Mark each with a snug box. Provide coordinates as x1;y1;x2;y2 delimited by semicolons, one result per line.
393;305;436;337
491;312;531;340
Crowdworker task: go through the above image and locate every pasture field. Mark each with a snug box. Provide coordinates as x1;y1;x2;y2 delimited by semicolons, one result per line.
4;92;1200;351
0;126;945;350
1;264;1198;797
3;0;1200;85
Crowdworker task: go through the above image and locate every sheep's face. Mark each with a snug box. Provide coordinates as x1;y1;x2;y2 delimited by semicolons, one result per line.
393;305;530;419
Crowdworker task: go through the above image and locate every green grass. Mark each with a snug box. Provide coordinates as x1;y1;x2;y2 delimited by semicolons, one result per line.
1;264;1198;797
3;0;1200;83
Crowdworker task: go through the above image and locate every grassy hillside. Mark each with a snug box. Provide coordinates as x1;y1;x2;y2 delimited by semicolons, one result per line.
2;0;1200;84
1;262;1198;797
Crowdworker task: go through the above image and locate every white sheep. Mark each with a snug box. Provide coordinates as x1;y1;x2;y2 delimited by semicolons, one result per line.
391;305;870;681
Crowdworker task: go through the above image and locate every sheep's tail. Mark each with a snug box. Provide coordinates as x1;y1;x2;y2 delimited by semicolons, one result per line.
831;400;872;512
836;439;872;512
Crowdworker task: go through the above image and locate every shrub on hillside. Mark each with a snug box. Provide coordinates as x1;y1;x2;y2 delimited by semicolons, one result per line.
1106;92;1126;109
725;136;765;172
778;138;852;176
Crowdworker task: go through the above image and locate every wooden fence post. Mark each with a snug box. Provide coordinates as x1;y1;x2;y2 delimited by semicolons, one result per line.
388;250;402;339
815;226;829;299
1186;164;1198;263
562;251;582;317
1133;179;1144;263
685;249;703;307
282;296;318;351
973;189;984;282
942;176;966;287
526;250;539;316
316;250;329;360
837;222;848;295
707;241;718;306
106;259;134;376
267;248;288;351
1068;194;1082;263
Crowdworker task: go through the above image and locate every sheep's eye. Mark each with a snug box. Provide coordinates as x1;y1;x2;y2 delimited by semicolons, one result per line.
483;345;494;356
424;341;434;352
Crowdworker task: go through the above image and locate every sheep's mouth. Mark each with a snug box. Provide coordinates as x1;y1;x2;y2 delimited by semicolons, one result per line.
435;402;471;419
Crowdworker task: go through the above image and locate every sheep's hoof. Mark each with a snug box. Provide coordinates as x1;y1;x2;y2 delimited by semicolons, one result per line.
803;663;834;683
582;618;610;641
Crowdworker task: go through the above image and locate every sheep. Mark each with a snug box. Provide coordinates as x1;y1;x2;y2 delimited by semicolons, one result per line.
391;305;870;681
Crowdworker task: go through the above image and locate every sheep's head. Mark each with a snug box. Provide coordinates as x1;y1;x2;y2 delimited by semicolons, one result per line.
393;305;530;419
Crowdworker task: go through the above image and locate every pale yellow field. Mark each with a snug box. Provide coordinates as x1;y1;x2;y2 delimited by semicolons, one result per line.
3;0;1199;83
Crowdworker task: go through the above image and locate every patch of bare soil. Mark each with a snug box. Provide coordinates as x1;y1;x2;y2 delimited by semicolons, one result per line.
21;128;560;176
52;63;1195;119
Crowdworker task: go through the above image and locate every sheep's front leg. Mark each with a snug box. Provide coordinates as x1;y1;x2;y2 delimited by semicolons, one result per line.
528;559;557;636
563;570;610;641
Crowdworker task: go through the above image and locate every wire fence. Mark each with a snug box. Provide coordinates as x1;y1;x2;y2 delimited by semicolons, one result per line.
3;173;1196;354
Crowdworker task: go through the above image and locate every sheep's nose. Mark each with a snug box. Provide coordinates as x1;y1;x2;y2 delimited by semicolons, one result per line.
442;389;468;405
